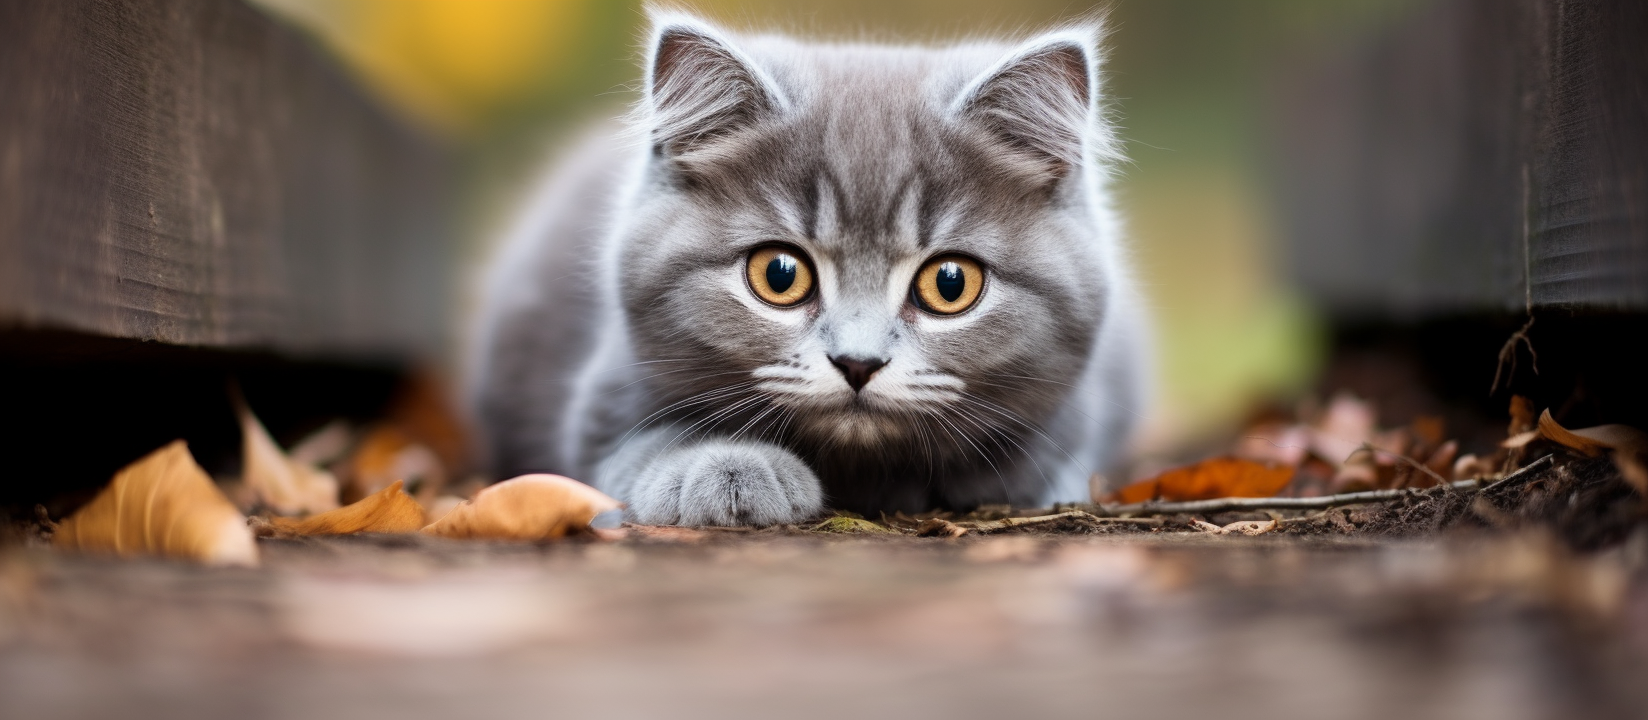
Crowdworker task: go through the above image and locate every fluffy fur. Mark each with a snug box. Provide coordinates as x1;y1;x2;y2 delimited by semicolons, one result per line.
467;11;1149;525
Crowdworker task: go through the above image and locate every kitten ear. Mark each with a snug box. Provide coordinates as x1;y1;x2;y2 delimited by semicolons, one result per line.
951;31;1102;181
644;15;784;157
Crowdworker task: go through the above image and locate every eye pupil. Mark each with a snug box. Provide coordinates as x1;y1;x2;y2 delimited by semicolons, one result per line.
935;262;965;302
766;255;797;293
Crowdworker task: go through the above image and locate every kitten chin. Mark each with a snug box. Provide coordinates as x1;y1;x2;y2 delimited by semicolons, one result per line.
468;11;1150;523
792;407;921;447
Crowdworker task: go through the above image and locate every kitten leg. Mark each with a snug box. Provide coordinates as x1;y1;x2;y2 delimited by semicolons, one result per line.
596;429;823;526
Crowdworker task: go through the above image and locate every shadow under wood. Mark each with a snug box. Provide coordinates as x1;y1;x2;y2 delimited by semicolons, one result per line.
0;328;402;518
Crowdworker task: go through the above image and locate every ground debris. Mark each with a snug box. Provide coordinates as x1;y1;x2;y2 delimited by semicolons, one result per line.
811;516;901;535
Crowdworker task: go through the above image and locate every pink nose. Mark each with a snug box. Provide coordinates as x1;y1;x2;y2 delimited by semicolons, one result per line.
829;355;887;392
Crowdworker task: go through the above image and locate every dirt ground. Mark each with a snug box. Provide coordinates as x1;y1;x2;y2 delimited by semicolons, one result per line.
4;511;1647;720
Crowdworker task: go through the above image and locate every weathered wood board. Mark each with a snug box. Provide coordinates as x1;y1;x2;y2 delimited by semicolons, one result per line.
1276;0;1648;315
0;0;451;359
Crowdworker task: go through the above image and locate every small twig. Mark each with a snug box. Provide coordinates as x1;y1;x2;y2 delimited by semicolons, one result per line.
1362;443;1452;489
1478;454;1554;496
1491;315;1538;393
1106;480;1482;516
1104;456;1556;516
959;510;1159;534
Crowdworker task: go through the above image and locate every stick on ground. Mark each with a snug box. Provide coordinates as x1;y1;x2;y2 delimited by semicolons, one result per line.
1103;455;1554;516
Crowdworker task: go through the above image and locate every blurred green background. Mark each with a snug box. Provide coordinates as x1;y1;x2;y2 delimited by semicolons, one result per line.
251;0;1420;450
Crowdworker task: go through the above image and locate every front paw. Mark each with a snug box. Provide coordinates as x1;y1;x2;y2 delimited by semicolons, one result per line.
627;440;823;526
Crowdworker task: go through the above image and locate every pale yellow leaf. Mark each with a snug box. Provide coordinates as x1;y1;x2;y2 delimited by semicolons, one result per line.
54;441;257;567
420;474;620;540
236;395;339;515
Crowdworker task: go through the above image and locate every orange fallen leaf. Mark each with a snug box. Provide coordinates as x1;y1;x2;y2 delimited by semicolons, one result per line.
421;474;620;541
1106;457;1296;504
236;394;340;516
54;441;258;567
341;425;443;503
265;481;426;536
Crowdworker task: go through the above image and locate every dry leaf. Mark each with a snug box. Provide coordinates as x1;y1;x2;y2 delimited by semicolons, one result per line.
236;395;339;516
54;442;257;567
1502;410;1648;455
1452;453;1500;480
384;369;471;476
1332;446;1385;492
1534;410;1648;457
1509;395;1536;435
288;420;355;468
1106;458;1295;504
1192;519;1277;536
341;425;444;503
339;371;471;503
1309;393;1376;466
1234;423;1310;467
421;495;467;526
916;517;969;538
420;474;620;541
265;481;426;536
1499;410;1648;495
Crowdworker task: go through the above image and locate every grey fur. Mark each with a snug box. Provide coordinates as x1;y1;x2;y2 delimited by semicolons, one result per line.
467;11;1149;525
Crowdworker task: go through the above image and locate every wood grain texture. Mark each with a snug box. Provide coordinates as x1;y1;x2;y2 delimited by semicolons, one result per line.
0;0;451;359
1276;0;1648;315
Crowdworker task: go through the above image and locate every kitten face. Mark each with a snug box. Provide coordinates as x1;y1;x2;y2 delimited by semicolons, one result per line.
616;29;1113;460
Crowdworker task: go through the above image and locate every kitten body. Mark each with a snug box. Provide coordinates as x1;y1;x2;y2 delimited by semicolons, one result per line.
468;14;1148;525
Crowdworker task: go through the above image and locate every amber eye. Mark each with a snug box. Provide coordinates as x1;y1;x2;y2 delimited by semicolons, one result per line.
911;255;985;315
746;246;815;307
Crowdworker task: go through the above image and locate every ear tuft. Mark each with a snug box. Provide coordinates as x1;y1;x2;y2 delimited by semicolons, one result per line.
953;34;1099;180
645;17;781;157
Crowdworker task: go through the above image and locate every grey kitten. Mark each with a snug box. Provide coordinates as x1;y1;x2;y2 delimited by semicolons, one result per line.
467;11;1149;525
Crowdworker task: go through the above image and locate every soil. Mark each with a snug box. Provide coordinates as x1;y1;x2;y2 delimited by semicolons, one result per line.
3;451;1647;720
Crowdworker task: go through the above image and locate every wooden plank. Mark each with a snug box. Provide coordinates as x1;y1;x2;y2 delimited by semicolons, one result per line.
0;0;451;359
1274;0;1648;315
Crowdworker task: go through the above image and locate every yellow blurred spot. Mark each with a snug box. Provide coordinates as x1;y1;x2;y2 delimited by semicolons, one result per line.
254;0;589;134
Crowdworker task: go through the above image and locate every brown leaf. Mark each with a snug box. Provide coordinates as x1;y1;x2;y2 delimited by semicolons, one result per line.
420;474;620;541
1106;458;1295;504
1411;415;1446;449
1534;410;1648;457
339;370;471;503
1509;395;1537;435
1452;453;1500;481
265;480;426;536
1309;393;1376;466
1332;447;1385;492
340;425;443;504
236;395;339;516
1503;410;1648;454
916;517;969;538
288;420;355;468
54;441;257;567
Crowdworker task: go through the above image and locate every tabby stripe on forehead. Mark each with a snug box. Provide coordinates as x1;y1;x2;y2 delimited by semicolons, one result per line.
881;174;918;242
820;167;850;237
916;173;941;249
800;173;821;240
